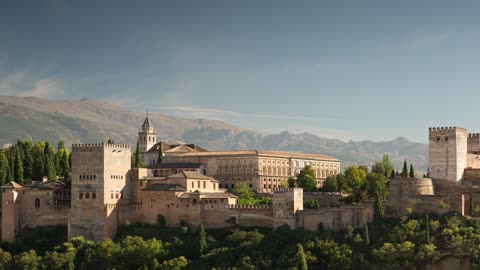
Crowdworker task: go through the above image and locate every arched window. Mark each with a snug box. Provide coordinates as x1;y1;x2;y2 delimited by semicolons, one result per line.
35;198;40;208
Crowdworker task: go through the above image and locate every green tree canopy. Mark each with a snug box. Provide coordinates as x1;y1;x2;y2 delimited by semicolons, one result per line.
321;175;338;192
402;160;408;178
409;164;415;178
296;165;317;192
366;172;388;200
343;165;367;193
232;181;254;199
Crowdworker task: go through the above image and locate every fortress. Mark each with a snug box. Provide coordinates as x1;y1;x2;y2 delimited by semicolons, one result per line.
4;120;479;242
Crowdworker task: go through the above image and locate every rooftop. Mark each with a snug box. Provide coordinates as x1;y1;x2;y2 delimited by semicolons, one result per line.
146;162;203;169
143;183;187;192
168;171;219;181
168;150;339;161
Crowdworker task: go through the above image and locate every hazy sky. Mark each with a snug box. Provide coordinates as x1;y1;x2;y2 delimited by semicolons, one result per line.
1;1;480;143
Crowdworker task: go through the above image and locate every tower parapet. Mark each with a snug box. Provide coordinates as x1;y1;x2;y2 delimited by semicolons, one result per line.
468;133;480;154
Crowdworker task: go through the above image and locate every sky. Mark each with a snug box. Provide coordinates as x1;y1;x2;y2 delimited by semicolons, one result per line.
1;1;480;143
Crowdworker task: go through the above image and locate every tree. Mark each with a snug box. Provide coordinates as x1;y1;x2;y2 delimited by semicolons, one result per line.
295;244;308;270
304;199;320;209
402;160;408;178
197;223;207;257
14;147;24;184
0;248;12;270
17;140;33;181
32;147;44;181
43;142;56;180
61;151;71;183
133;141;144;168
287;177;296;187
296;166;317;192
371;154;394;178
232;181;254;199
321;176;338;192
373;191;384;232
390;170;395;179
0;152;8;185
366;173;387;200
157;141;164;163
343;166;367;193
364;223;370;246
426;213;431;244
409;164;415;178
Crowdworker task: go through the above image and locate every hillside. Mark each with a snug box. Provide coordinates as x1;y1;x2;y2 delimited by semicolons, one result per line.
0;96;428;171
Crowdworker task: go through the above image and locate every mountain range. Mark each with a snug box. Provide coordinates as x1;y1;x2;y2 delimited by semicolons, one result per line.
0;96;428;171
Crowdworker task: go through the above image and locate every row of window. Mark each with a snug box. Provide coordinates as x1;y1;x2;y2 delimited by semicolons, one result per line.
79;174;96;180
79;192;96;199
110;175;124;180
139;136;156;143
111;192;123;199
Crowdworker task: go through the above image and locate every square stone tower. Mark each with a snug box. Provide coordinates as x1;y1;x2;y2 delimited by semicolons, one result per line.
272;187;303;228
429;127;467;184
68;143;131;241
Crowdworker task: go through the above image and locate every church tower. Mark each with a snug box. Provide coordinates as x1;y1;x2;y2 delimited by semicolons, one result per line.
138;112;157;152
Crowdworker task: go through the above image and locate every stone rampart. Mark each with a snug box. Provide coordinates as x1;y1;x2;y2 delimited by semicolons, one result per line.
303;192;343;207
297;203;373;231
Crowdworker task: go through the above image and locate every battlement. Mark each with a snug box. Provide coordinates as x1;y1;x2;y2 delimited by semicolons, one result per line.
228;204;271;210
429;126;465;136
469;133;480;139
72;143;131;150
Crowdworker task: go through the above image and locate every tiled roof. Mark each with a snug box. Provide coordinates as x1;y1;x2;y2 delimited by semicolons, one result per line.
169;150;339;161
168;171;218;181
143;183;187;192
1;181;23;189
178;192;237;199
24;180;65;190
165;145;198;153
142;115;152;128
146;162;203;169
147;143;208;153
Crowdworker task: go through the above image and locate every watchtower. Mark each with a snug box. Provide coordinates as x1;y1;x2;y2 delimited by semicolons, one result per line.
272;187;303;228
68;142;131;241
429;127;467;185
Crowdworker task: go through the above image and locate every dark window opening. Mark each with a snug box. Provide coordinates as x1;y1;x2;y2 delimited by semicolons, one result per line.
35;198;40;208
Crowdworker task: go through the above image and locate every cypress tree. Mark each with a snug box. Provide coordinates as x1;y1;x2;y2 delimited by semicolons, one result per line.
364;223;370;246
8;147;14;182
61;151;71;184
134;141;142;168
20;141;33;181
32;148;44;181
44;142;56;180
402;160;408;178
198;223;207;256
14;148;24;184
157;141;164;164
409;164;415;178
373;191;384;236
0;152;8;185
295;244;308;270
390;170;395;179
426;213;431;244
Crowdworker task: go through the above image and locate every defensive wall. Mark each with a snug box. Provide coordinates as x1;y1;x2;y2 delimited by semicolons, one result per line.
303;192;343;207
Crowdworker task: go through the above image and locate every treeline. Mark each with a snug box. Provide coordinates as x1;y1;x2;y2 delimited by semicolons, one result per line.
2;212;480;269
0;140;71;186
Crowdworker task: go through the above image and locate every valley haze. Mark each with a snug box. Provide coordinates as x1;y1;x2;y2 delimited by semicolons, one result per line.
0;95;428;171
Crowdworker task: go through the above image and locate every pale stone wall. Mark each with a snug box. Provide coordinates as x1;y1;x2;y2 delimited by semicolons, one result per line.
429;127;467;184
303;192;343;207
468;133;480;154
297;204;373;231
1;189;20;242
17;190;69;229
387;178;435;217
467;154;480;169
69;143;131;241
272;188;303;229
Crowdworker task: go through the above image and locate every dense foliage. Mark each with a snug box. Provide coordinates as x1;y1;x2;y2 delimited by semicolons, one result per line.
0;140;71;185
3;212;480;269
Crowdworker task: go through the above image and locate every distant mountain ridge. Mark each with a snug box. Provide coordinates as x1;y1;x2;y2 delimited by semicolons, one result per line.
0;96;428;171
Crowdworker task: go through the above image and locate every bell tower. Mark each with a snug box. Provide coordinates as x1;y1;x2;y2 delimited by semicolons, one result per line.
138;111;157;152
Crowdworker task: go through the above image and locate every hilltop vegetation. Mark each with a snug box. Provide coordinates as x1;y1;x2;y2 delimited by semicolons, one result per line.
1;212;480;269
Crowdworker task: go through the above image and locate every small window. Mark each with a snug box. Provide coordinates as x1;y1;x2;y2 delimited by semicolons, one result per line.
203;181;206;189
198;181;200;188
85;193;90;199
79;193;83;199
35;198;40;208
111;193;114;199
116;193;119;199
92;193;96;199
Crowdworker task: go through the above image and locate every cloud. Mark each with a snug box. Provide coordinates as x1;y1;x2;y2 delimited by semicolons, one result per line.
0;70;64;99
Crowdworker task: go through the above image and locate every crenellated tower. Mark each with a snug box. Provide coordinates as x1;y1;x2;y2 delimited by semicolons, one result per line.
68;143;131;241
138;112;157;152
429;127;467;185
